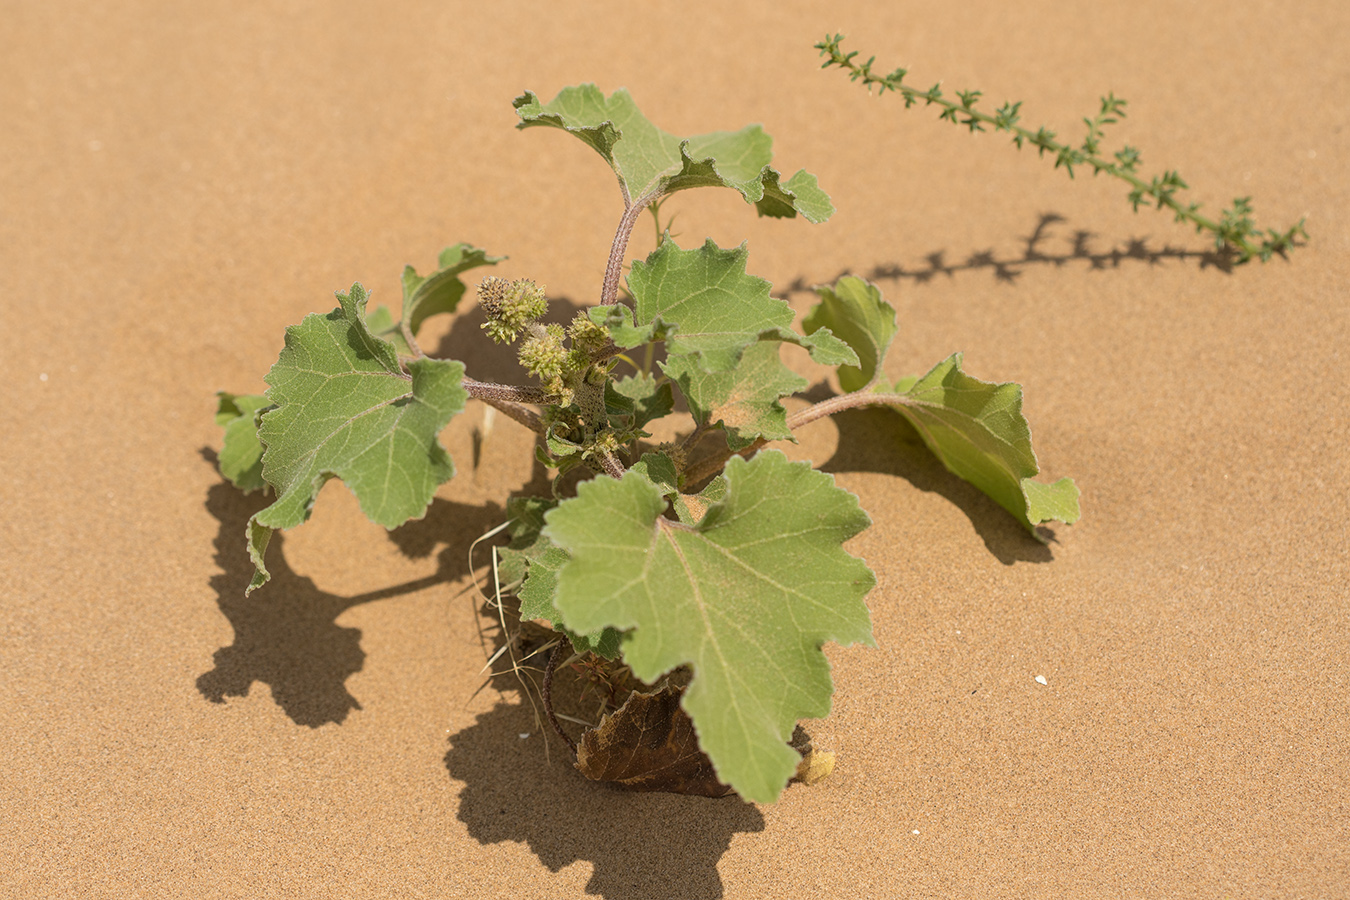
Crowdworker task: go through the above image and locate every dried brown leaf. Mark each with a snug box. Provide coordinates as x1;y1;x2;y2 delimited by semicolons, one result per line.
575;685;733;797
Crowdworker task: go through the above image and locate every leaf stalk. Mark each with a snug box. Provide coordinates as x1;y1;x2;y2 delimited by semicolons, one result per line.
462;379;550;435
601;190;662;307
683;388;921;486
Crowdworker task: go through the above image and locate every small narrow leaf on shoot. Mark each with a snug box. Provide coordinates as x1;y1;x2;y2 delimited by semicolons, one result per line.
814;34;1307;262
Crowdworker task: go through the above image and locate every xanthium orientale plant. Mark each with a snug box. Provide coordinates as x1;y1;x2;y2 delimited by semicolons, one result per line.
215;54;1294;802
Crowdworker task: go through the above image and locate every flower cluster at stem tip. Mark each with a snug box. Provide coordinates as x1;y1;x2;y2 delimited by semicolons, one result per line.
477;276;614;406
478;276;548;344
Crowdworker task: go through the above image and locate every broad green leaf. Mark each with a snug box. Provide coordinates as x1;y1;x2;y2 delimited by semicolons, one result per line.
605;373;675;430
663;341;807;450
401;243;504;336
1022;478;1081;526
500;498;621;659
215;392;272;493
245;283;467;592
514;85;833;220
605;238;856;372
543;450;875;803
803;276;897;392
889;353;1080;534
517;543;571;630
514;85;625;180
760;169;832;222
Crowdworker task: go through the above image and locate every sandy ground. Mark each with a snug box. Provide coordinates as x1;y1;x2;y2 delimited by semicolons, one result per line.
4;1;1348;897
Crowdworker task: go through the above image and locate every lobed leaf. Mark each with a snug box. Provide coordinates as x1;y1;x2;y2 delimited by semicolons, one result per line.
803;276;897;392
214;392;273;493
543;450;875;803
600;237;857;372
888;353;1080;534
514;85;833;220
662;341;807;450
245;283;467;592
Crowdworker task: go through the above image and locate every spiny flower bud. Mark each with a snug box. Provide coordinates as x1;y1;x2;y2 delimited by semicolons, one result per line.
477;276;508;318
517;324;567;381
567;312;609;355
478;276;548;344
501;279;548;329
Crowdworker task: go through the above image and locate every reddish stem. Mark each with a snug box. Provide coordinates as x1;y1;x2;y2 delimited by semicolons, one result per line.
543;638;577;757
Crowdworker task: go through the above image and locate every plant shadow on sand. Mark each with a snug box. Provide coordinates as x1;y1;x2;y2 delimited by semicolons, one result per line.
772;211;1179;565
779;211;1240;297
445;697;765;900
196;449;504;727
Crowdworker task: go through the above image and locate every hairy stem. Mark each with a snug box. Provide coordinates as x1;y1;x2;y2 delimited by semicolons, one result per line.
679;421;710;454
542;637;578;757
785;390;903;427
601;190;662;307
461;381;549;436
463;378;553;406
400;320;425;359
683;390;914;486
478;397;546;435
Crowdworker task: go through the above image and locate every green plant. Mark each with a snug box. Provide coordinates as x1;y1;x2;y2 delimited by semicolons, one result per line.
816;34;1307;263
216;82;1086;804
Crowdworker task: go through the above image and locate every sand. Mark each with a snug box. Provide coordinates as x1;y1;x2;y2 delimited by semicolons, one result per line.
4;1;1347;897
